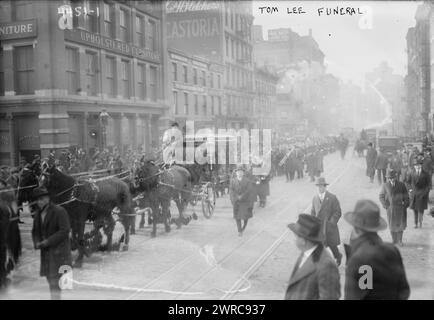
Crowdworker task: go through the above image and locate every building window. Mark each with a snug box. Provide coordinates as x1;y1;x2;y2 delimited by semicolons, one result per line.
14;45;34;95
194;94;199;115
172;62;177;81
136;15;145;47
0;49;4;96
211;96;215;115
193;68;198;85
225;7;229;27
150;66;157;101
120;8;129;42
231;39;235;59
85;51;97;96
121;60;130;98
137;63;146;100
210;72;214;88
85;0;98;33
173;91;178;114
106;56;116;97
218;96;222;115
147;19;157;52
225;36;229;57
218;74;221;89
184;92;189;115
103;2;114;37
201;70;206;86
12;0;33;20
202;95;207;115
66;47;79;95
183;65;188;83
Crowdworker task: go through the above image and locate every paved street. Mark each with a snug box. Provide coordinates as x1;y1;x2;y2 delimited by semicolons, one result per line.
1;150;433;300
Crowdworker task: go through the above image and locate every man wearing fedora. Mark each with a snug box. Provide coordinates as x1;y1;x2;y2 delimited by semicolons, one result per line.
406;157;431;228
285;214;340;300
310;177;343;266
379;170;409;246
344;199;410;300
31;186;72;300
229;165;254;236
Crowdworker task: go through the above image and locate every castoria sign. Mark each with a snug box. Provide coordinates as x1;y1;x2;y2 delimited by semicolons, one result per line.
166;1;222;63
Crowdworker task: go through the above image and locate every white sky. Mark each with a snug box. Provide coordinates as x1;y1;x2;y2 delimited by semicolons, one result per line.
252;1;421;86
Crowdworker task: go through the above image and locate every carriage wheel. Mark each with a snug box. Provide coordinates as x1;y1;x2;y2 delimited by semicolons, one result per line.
202;182;216;219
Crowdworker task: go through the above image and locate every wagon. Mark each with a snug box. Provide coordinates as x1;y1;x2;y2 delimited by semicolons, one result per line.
183;133;236;218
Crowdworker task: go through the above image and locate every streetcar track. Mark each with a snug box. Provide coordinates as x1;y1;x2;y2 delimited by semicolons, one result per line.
124;158;343;299
14;156;343;298
221;159;352;300
163;160;345;299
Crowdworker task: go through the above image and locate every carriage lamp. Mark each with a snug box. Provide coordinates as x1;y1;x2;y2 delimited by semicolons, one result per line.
98;109;110;150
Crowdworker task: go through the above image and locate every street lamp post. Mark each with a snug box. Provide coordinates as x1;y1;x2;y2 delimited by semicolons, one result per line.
99;109;110;150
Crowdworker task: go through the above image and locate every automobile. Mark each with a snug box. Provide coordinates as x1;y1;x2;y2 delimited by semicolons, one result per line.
378;136;402;153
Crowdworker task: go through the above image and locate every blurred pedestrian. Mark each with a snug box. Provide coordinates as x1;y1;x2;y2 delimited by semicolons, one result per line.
366;143;377;183
285;214;340;300
375;149;388;185
406;158;430;228
343;199;410;300
310;177;343;266
31;187;72;300
379;170;409;246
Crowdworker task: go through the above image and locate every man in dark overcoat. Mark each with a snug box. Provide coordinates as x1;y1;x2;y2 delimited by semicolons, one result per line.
375;149;389;185
379;170;409;246
310;177;343;266
31;187;72;300
285;214;340;300
229;165;254;236
406;158;431;228
365;143;377;183
344;199;410;300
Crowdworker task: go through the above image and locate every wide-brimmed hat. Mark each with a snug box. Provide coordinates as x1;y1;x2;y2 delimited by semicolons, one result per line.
315;177;329;186
288;214;324;243
32;186;50;199
386;169;397;178
344;199;387;232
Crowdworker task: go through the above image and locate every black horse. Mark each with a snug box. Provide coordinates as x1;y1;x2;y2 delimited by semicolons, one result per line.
41;166;134;268
16;165;40;213
135;161;196;237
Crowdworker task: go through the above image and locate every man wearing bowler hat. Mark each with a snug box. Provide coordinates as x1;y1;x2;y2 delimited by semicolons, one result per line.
285;214;340;300
31;186;72;300
379;169;409;246
310;177;343;266
344;199;410;300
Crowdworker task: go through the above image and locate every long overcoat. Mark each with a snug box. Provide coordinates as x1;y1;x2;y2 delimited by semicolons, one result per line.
229;176;254;220
379;181;409;232
32;203;72;278
284;245;340;300
406;169;431;212
344;233;410;300
310;191;341;247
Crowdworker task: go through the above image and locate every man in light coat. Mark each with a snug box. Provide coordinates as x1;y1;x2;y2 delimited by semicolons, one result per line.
310;177;343;266
285;214;340;300
379;170;409;246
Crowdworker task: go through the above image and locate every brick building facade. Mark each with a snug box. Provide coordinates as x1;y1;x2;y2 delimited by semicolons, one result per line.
0;0;169;165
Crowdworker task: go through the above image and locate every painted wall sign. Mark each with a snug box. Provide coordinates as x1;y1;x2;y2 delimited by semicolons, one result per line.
0;19;37;40
65;29;160;63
